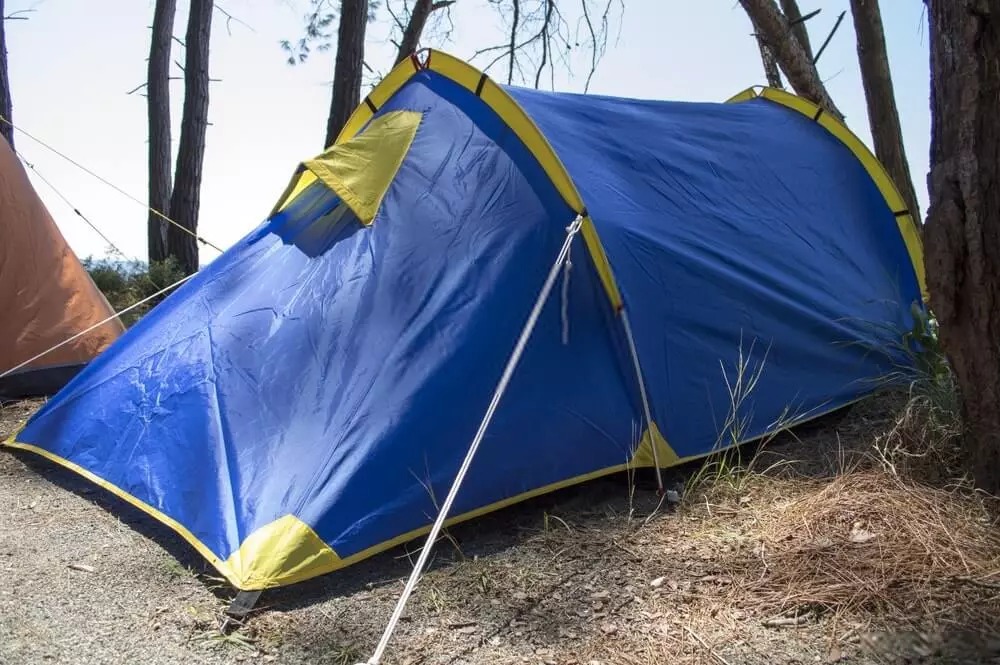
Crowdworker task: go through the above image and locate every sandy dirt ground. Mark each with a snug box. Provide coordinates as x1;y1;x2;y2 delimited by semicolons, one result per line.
3;396;1000;665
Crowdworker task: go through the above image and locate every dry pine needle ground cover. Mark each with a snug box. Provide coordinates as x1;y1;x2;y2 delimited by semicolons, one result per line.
3;391;1000;665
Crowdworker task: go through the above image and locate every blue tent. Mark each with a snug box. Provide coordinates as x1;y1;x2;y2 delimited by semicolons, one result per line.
4;51;924;590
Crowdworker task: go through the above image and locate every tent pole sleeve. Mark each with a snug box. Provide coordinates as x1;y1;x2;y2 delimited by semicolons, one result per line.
362;216;585;665
621;307;665;492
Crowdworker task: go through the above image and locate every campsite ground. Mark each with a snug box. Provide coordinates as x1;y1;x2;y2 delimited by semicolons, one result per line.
3;393;1000;665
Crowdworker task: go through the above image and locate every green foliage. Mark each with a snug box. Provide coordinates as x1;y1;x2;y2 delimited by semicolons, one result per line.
82;256;186;328
280;0;383;65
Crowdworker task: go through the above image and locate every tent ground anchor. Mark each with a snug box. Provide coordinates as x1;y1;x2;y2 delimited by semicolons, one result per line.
222;590;263;632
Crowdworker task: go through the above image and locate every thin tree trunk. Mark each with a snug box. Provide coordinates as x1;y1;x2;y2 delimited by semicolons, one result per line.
751;16;783;88
779;0;814;61
147;0;175;264
738;0;843;120
325;0;368;148
924;0;1000;493
395;0;432;65
0;0;14;149
168;0;213;276
849;0;921;223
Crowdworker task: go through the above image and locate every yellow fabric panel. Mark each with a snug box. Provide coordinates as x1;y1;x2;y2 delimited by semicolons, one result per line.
224;514;343;590
727;86;927;301
725;87;761;103
272;169;318;215
303;110;422;225
335;56;422;146
629;421;680;468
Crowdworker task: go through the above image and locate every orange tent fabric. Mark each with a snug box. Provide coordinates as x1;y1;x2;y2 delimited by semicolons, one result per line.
0;135;123;398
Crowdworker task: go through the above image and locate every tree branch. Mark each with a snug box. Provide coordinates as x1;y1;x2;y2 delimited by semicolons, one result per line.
812;10;845;64
779;0;816;60
214;3;254;36
738;0;843;120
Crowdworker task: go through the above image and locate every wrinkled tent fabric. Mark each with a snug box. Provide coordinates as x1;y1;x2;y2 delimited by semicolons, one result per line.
5;51;923;590
0;136;123;401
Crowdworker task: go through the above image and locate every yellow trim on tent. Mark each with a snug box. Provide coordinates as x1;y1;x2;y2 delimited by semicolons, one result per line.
6;392;859;590
1;432;245;590
311;49;624;311
726;85;927;302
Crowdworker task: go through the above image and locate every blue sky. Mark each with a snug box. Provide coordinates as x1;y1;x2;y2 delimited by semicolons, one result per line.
7;0;930;264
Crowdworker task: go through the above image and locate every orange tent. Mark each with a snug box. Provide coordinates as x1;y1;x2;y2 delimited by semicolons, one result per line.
0;135;124;400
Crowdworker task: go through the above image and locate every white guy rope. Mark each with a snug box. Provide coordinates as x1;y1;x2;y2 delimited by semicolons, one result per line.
0;272;196;381
621;307;665;492
361;216;585;665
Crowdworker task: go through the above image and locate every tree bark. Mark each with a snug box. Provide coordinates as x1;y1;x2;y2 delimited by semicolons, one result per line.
751;16;783;88
325;0;368;148
394;0;433;65
168;0;213;276
0;0;14;149
779;0;814;61
147;0;175;264
738;0;843;120
924;0;1000;493
849;0;921;223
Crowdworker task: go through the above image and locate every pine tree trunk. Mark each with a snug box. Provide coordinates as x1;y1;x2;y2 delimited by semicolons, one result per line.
395;0;433;65
325;0;368;148
751;16;783;88
738;0;843;120
147;0;175;264
779;0;814;61
168;0;213;276
0;0;15;150
924;0;1000;493
849;0;921;223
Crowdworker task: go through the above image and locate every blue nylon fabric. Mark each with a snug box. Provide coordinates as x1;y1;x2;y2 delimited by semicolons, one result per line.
15;73;643;564
507;86;921;458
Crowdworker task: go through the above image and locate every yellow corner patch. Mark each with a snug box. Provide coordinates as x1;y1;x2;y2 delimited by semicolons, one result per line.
225;514;343;590
629;421;680;468
303;110;422;225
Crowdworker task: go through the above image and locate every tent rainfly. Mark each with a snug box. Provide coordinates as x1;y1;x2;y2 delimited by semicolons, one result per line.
4;51;924;591
0;135;124;402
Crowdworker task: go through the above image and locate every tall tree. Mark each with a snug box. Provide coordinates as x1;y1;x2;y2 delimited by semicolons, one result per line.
737;0;842;119
924;0;1000;493
0;0;14;149
848;0;921;223
393;0;453;65
146;0;176;263
168;0;214;275
778;0;814;61
750;14;783;88
325;0;368;147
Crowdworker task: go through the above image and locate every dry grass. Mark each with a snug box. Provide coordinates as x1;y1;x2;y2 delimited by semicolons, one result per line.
703;472;1000;623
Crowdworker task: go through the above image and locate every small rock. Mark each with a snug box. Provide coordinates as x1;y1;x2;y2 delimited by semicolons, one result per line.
665;490;681;504
600;622;617;635
650;576;666;588
513;591;528;601
67;563;96;573
589;590;610;601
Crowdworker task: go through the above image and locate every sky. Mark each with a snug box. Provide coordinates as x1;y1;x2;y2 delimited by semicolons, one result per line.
6;0;931;266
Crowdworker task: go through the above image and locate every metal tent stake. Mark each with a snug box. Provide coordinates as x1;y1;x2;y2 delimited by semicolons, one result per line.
360;216;584;665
